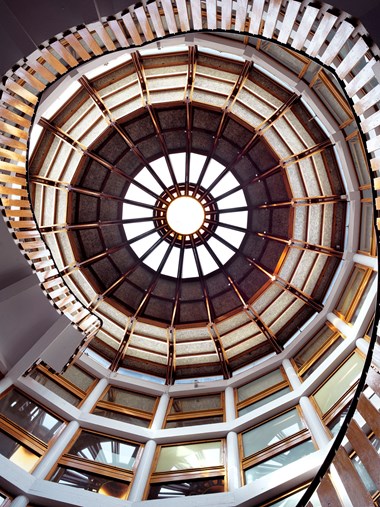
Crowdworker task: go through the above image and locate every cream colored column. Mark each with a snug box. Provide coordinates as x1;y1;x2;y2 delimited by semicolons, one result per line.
150;392;170;430
282;358;302;389
299;396;331;448
353;253;378;270
225;386;242;490
127;439;157;502
31;420;80;480
357;337;380;369
225;386;236;422
9;496;29;507
79;377;108;413
327;312;354;338
227;430;242;490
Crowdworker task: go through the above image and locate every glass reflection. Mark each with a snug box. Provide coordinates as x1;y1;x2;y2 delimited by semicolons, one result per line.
148;477;224;499
67;431;139;470
245;440;315;483
155;441;223;472
51;467;130;499
0;390;64;443
0;430;39;472
242;409;305;457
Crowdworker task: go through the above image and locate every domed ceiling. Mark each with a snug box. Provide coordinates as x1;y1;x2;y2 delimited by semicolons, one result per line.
29;37;348;381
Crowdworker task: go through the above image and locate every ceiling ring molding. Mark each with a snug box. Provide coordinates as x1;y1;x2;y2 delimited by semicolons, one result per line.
0;0;379;361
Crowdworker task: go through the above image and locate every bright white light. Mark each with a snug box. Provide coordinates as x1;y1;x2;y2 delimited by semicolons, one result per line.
167;197;205;235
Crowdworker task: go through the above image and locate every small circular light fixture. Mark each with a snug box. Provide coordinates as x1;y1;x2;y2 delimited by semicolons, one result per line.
166;196;205;235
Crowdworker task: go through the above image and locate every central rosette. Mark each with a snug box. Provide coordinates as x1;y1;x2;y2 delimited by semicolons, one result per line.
166;196;205;235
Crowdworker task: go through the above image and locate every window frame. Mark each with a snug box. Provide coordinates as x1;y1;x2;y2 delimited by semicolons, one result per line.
236;367;290;417
146;438;227;499
93;384;159;428
164;392;224;428
239;405;313;475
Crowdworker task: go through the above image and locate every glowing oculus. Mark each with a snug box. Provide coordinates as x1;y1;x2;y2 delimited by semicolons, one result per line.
166;196;205;235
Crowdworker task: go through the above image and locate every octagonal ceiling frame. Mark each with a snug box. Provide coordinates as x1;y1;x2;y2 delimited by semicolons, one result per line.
29;54;346;377
0;0;377;384
0;2;379;503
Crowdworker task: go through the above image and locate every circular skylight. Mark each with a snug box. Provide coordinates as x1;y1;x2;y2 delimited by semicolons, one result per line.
123;153;247;278
166;197;205;235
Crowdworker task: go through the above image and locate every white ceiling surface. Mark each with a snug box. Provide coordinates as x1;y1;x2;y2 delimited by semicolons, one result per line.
0;0;379;375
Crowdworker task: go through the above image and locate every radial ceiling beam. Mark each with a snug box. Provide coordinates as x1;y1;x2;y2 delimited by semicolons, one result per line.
166;327;176;385
205;227;324;313
190;235;215;324
110;317;136;372
207;323;232;379
282;139;333;166
60;241;129;277
170;236;186;328
196;232;282;354
256;231;344;258
79;75;171;197
185;45;197;195
193;59;253;195
38;117;168;205
132;51;181;195
39;216;156;233
256;92;301;134
90;228;173;307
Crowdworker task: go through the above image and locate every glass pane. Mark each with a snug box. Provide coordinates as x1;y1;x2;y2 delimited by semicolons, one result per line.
67;431;139;470
335;266;368;318
155;441;223;472
242;409;305;457
351;272;376;323
148;477;224;499
359;202;374;253
301;338;344;381
352;454;377;495
169;395;221;414
101;387;156;414
29;370;81;406
348;135;370;187
51;467;130;499
0;430;39;472
237;370;285;403
238;387;291;417
294;326;337;370
245;440;315;483
60;365;94;392
314;352;365;415
165;415;223;428
92;408;150;428
327;404;350;437
0;390;64;443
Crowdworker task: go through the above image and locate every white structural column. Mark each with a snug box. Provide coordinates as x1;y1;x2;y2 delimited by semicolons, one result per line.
282;358;302;389
225;386;242;490
299;396;331;448
9;496;29;507
31;420;80;479
227;431;242;490
79;377;108;413
127;439;157;502
353;253;378;270
225;386;236;422
357;337;380;369
150;392;170;430
327;312;355;338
